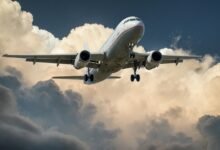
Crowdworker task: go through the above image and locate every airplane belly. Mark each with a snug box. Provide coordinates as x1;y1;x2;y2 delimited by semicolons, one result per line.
106;40;129;61
84;68;112;84
105;26;142;62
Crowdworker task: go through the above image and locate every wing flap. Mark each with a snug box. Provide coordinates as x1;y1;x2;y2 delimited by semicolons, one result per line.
26;58;73;64
3;54;76;59
161;59;183;64
161;55;201;65
162;55;202;60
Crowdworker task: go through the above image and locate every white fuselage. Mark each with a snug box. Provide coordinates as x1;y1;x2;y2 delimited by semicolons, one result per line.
85;16;145;84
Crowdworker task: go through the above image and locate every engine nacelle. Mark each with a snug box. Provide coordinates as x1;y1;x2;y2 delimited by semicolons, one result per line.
74;50;90;69
145;51;162;70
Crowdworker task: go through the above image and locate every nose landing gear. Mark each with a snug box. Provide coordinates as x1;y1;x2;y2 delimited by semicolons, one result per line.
128;42;135;49
128;43;136;58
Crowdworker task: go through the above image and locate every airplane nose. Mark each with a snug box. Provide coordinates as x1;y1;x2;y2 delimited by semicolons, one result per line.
138;21;145;31
135;21;145;36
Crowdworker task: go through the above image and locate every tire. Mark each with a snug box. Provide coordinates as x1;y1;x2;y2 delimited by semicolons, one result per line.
136;74;140;82
130;53;135;58
84;74;88;82
90;74;94;82
130;75;135;82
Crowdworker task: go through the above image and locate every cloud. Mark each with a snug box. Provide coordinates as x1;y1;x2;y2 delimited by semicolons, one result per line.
170;35;182;49
0;85;16;114
198;115;220;150
0;0;58;54
138;123;191;150
136;116;205;150
0;82;88;150
0;70;119;150
0;0;59;83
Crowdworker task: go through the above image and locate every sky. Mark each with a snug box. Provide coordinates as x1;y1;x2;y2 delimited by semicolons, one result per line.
1;0;220;150
17;0;220;55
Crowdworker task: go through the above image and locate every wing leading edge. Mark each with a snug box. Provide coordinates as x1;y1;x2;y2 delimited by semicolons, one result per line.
3;53;104;68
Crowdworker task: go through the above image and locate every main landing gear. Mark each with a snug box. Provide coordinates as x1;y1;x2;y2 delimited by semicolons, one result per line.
130;60;140;82
84;68;94;82
130;74;140;82
128;42;141;82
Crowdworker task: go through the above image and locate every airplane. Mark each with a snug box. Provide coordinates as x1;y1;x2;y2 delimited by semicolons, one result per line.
3;16;201;84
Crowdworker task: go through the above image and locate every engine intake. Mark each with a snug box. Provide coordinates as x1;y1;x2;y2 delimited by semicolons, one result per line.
74;50;90;69
152;51;162;62
80;50;90;61
145;51;163;70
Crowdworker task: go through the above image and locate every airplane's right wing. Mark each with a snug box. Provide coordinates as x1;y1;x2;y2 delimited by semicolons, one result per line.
3;52;104;68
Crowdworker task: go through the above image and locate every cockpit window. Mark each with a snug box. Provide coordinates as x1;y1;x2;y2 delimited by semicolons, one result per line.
123;18;141;24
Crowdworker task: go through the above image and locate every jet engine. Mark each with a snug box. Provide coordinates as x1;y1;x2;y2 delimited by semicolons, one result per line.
74;50;90;69
145;51;162;70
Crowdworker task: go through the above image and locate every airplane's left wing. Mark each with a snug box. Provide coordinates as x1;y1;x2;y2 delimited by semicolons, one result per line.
132;52;201;63
3;53;104;68
123;51;202;69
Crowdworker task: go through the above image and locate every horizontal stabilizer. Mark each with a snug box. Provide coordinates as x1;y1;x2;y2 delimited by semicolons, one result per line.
52;76;121;80
53;76;83;80
108;76;121;79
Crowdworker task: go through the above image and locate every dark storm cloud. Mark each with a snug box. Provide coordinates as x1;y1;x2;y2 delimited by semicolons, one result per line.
0;83;88;150
0;85;16;114
0;68;119;150
20;79;119;150
137;117;205;150
0;120;87;150
0;75;21;90
5;66;23;79
198;115;220;150
1;67;218;150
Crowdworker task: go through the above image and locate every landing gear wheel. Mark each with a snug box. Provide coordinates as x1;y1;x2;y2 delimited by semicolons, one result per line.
136;74;140;82
84;74;89;82
85;68;94;82
130;74;141;82
128;43;135;50
130;53;135;58
90;74;94;82
84;74;94;82
130;74;135;82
